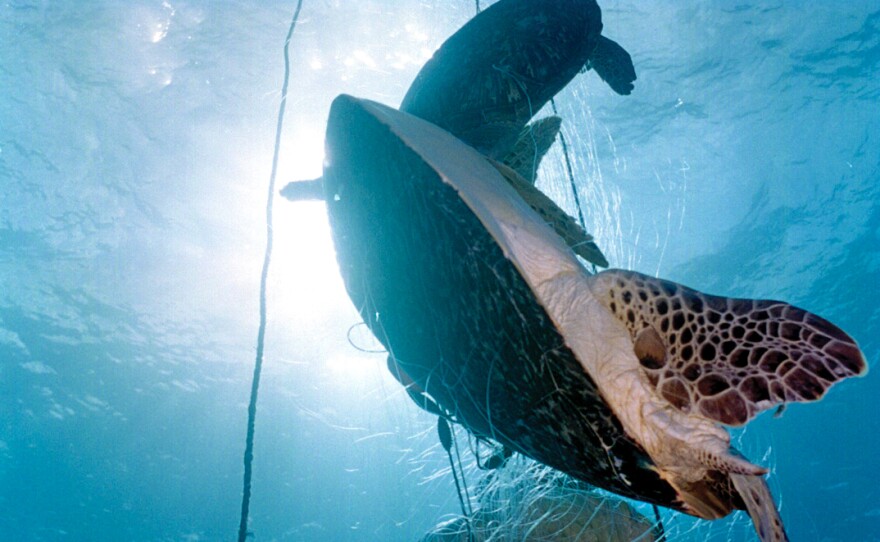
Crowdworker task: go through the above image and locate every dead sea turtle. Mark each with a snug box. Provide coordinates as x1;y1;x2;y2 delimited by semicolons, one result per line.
318;95;867;542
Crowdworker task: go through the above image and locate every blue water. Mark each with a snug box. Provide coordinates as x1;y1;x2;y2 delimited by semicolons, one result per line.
1;1;877;541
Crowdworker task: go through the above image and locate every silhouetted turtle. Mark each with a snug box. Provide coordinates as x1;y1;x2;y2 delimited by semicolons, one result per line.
401;0;636;159
319;95;867;542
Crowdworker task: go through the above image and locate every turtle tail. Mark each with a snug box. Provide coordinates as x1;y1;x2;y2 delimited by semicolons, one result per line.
280;178;325;201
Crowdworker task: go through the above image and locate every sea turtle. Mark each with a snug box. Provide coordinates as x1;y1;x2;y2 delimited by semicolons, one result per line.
282;0;636;268
400;0;636;159
317;95;867;542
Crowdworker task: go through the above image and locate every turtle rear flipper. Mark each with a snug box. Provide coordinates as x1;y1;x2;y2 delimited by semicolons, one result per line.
497;116;609;267
492;160;609;268
588;35;637;95
730;474;789;542
501;116;562;185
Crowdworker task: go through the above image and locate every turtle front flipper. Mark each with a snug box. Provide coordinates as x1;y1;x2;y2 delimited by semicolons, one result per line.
587;35;637;95
589;269;868;427
585;267;864;539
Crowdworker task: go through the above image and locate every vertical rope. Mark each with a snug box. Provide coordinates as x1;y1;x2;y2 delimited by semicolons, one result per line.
237;2;304;541
652;504;667;541
438;417;475;542
475;0;481;14
550;98;588;230
451;429;474;517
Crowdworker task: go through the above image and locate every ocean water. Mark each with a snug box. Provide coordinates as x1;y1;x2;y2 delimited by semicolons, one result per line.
1;1;878;541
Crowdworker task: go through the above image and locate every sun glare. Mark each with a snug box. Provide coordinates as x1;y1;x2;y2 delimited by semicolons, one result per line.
257;123;392;388
326;351;384;381
270;128;350;324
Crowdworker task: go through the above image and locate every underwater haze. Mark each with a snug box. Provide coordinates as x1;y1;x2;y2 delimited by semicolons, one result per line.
1;1;878;541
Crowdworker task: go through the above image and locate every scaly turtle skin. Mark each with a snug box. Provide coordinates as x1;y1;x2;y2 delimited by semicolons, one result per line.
321;96;866;542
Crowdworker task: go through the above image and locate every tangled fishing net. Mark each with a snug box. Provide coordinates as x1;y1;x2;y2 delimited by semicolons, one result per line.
421;457;656;542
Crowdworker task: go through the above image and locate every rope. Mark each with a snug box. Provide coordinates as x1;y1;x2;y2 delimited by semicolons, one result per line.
652;504;667;541
237;2;304;541
437;417;476;542
475;0;481;14
550;98;588;230
451;426;474;517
